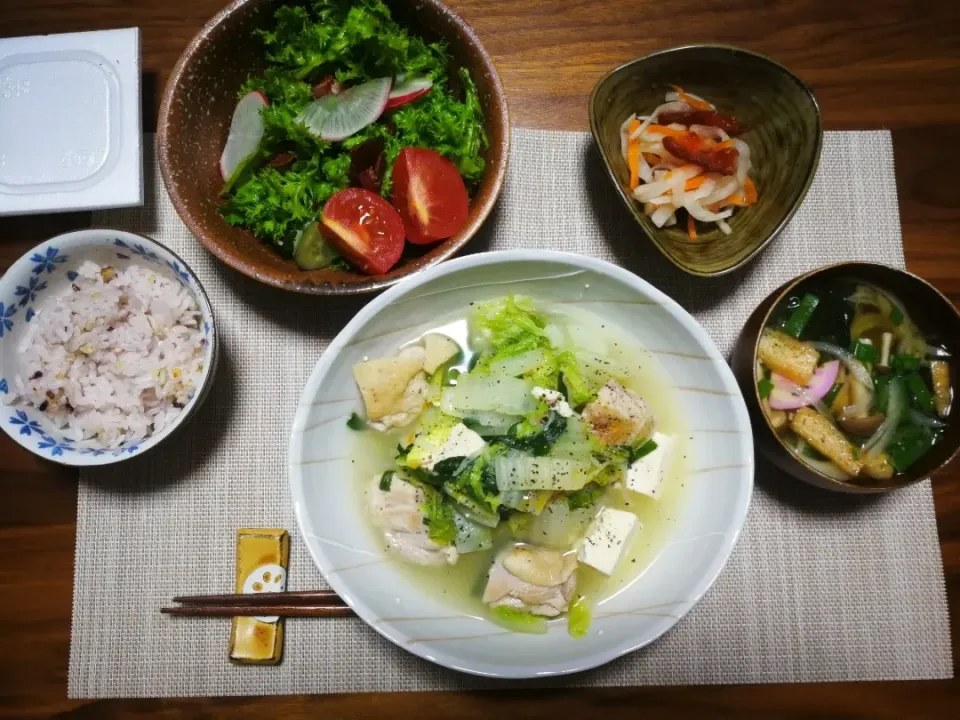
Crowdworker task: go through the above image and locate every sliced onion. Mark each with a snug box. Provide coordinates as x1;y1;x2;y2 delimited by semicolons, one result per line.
619;114;635;159
716;218;732;235
732;138;752;185
685;200;734;223
808;341;874;389
925;344;951;359
864;377;906;456
702;176;740;205
650;206;675;227
907;409;947;429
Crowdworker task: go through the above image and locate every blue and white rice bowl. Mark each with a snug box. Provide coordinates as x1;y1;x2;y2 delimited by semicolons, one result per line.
0;229;217;466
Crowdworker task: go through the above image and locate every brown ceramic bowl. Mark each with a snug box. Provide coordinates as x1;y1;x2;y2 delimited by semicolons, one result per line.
157;0;509;295
589;45;822;277
731;262;960;494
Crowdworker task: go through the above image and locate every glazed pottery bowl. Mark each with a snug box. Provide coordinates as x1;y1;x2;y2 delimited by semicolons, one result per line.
289;249;754;677
0;229;217;466
731;262;960;493
158;0;509;295
589;45;822;277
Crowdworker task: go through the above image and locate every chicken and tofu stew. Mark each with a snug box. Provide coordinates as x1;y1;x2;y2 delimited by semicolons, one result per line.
757;279;952;482
348;296;686;635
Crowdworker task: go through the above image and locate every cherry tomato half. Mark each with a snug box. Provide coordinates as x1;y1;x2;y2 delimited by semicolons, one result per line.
321;188;405;275
391;147;469;245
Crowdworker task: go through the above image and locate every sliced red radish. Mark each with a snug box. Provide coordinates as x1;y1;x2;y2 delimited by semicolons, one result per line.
297;77;391;142
385;74;433;110
219;91;268;183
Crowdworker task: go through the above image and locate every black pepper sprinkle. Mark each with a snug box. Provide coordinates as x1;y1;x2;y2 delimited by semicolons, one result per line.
38;401;49;412
30;371;43;380
71;284;80;292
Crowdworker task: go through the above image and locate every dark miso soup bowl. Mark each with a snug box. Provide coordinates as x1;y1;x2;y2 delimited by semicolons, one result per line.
157;0;509;295
731;262;960;493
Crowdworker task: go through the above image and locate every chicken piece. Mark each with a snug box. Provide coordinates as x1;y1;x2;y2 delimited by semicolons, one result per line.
790;407;862;476
369;475;457;566
482;545;577;617
581;379;655;447
353;346;427;427
422;334;460;374
758;328;820;385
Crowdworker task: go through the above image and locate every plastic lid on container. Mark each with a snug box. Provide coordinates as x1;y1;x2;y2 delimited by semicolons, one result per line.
0;28;142;216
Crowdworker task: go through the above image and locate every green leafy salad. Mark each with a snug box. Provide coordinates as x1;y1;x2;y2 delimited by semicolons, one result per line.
217;0;487;274
350;296;682;636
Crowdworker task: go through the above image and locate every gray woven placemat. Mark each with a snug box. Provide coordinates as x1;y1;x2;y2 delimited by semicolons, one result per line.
68;129;952;698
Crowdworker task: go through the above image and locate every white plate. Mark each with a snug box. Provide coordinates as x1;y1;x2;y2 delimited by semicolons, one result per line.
289;250;753;678
0;29;142;216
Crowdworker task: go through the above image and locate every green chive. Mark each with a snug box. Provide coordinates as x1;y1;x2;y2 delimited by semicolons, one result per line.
379;471;393;491
890;306;904;326
782;293;820;338
822;381;843;406
629;439;658;462
853;341;878;364
905;372;935;414
346;412;366;430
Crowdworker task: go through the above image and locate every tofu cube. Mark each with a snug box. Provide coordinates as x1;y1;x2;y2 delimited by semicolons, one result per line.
625;432;673;499
582;380;655;447
758;328;820;385
577;507;640;576
789;407;862;476
420;423;487;471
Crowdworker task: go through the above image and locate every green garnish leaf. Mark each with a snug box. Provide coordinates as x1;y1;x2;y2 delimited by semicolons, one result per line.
757;377;774;400
891;353;921;373
499;412;568;457
346;412;366;430
221;0;487;256
491;606;547;634
568;594;591;638
378;471;393;491
566;482;603;510
890;305;905;326
782;293;819;338
886;424;936;471
421;486;457;546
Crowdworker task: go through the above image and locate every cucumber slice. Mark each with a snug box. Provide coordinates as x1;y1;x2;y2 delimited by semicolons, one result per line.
294;222;339;270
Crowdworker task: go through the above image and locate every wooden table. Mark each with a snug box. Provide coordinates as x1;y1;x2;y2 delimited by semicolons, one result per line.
1;0;958;716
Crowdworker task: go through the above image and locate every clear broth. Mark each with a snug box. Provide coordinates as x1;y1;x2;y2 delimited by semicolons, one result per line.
350;303;689;625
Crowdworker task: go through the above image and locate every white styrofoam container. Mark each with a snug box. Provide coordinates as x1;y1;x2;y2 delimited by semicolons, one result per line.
0;28;142;216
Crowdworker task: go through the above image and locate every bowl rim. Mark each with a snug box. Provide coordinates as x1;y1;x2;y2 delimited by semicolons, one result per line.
588;43;824;277
747;260;960;492
0;228;219;467
156;0;511;296
288;248;755;677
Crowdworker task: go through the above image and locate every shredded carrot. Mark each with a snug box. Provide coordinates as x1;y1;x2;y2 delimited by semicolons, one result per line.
644;124;687;138
627;118;641;189
687;214;697;241
643;152;660;165
744;176;758;204
670;85;712;111
715;139;734;150
684;176;709;191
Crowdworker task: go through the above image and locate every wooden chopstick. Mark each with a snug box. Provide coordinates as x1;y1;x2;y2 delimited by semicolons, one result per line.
161;604;354;618
172;590;342;606
162;589;355;618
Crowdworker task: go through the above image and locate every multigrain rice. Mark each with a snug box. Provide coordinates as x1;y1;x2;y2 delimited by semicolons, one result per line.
9;261;205;448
